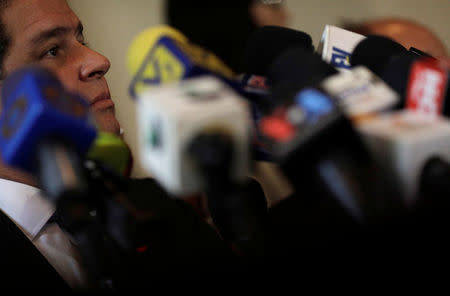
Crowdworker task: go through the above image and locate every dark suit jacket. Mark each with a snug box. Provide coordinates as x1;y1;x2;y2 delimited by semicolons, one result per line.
0;209;71;292
0;178;243;293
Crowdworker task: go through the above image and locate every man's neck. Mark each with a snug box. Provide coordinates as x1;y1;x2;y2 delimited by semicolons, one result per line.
0;164;38;188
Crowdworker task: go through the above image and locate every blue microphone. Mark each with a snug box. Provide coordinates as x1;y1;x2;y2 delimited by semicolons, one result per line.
0;65;97;204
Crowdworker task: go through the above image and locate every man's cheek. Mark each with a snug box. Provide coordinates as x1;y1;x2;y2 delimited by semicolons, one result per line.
51;69;82;96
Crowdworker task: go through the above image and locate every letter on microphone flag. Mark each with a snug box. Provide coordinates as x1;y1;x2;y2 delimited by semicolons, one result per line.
317;25;366;72
406;58;449;117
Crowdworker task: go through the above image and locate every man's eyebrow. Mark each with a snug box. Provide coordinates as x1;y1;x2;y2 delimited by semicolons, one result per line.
30;22;84;44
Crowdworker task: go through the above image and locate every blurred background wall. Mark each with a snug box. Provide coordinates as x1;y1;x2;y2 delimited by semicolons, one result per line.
67;0;450;178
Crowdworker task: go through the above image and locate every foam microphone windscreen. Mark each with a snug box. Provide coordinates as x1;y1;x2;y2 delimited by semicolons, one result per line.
259;46;338;112
268;46;338;88
244;26;314;76
378;53;417;108
350;35;407;76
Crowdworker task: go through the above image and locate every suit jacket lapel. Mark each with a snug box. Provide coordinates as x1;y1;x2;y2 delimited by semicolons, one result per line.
0;209;71;291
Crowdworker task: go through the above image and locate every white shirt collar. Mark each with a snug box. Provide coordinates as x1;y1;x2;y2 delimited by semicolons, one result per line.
0;178;55;240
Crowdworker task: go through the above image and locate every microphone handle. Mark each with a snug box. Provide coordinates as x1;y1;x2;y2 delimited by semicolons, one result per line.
34;137;91;216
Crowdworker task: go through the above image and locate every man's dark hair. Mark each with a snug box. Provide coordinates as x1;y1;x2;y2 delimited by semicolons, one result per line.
0;0;12;80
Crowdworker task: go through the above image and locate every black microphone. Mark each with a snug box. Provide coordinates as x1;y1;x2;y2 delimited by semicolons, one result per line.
241;26;314;161
241;26;315;110
244;25;314;76
350;34;438;76
350;34;409;77
267;46;338;93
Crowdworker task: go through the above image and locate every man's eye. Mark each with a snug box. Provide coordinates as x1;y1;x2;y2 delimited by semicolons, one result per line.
46;46;59;57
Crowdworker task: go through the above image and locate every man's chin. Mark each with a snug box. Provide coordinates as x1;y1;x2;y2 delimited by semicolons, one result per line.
94;112;122;136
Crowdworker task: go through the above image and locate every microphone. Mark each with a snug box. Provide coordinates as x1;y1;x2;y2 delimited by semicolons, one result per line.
136;75;270;259
379;55;449;117
87;132;133;177
0;66;96;207
242;26;314;161
127;25;236;99
0;66;133;196
354;112;450;264
127;25;279;167
267;46;338;93
351;35;449;117
136;75;251;196
242;25;314;108
316;24;366;72
244;25;314;77
256;84;409;265
349;34;437;77
267;46;399;122
321;65;400;120
355;110;450;208
350;35;409;77
354;111;450;267
257;78;405;227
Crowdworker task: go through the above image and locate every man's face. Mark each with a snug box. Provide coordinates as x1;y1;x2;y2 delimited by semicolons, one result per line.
250;1;290;28
1;0;121;135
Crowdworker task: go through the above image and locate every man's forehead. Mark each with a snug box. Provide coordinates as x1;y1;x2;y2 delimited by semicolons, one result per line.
4;0;79;40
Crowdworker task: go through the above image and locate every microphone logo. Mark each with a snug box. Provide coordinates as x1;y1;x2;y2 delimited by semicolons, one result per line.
407;58;448;116
147;117;163;149
129;37;185;99
247;75;269;89
1;96;28;139
330;47;352;70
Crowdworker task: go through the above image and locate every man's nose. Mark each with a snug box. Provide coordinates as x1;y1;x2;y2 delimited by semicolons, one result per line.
79;47;111;81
